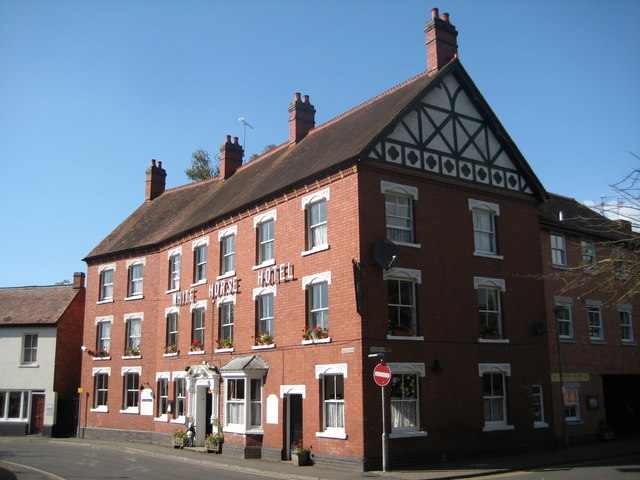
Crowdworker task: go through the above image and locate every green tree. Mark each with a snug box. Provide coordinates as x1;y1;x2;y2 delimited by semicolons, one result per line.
185;149;220;182
248;144;278;161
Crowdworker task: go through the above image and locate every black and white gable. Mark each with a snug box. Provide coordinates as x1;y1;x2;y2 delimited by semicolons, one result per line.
366;63;545;199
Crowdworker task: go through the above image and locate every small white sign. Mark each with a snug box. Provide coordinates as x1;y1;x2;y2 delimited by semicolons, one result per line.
266;394;279;424
140;388;154;416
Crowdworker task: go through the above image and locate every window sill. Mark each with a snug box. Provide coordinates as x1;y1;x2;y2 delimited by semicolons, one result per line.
534;422;549;429
154;415;168;422
390;240;422;249
560;338;577;344
551;264;569;270
122;355;141;360
215;347;234;353
165;288;180;295
302;337;331;345
474;252;503;260
589;339;607;345
171;417;186;424
90;407;108;413
301;244;329;257
124;295;144;301
191;279;207;287
482;424;514;432
252;344;275;350
389;430;428;439
163;353;178;357
217;271;236;281
93;356;111;361
188;350;205;355
621;341;637;346
223;425;264;435
19;363;39;368
478;338;510;344
253;260;276;270
119;408;140;415
96;299;114;305
316;430;347;440
386;335;424;341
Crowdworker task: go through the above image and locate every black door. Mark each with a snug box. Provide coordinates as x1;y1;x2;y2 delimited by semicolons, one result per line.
603;374;640;433
288;394;303;458
206;391;213;436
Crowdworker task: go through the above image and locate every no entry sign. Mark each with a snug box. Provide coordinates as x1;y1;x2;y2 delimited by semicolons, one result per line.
373;363;391;387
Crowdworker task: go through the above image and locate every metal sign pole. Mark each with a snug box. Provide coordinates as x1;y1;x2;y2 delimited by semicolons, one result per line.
381;383;388;473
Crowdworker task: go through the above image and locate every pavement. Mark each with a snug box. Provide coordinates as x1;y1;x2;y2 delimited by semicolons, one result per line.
0;434;639;480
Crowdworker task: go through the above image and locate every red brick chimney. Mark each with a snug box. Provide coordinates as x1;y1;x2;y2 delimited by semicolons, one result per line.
73;272;85;289
424;8;458;72
289;92;316;143
220;135;244;179
145;159;166;202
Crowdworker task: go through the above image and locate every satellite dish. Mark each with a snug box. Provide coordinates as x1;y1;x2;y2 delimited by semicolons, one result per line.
372;239;399;269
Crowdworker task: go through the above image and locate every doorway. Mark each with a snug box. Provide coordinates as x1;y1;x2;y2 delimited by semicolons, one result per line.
29;393;45;434
602;374;640;434
286;394;303;459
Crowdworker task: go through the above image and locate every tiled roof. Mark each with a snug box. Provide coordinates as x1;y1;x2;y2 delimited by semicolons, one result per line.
85;63;446;262
0;285;80;326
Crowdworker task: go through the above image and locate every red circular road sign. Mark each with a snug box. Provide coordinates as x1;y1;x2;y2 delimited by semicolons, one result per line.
373;363;391;387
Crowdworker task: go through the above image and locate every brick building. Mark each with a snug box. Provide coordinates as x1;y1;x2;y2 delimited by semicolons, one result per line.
78;9;636;470
0;273;85;437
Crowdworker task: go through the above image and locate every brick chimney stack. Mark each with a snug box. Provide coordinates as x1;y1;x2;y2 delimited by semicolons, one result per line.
73;272;85;289
289;92;316;143
424;8;458;72
220;135;244;179
145;159;166;202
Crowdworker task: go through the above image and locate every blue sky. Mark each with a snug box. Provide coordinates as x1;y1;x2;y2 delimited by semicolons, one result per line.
1;0;639;287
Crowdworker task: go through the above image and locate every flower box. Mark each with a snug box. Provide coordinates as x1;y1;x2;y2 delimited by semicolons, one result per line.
291;451;308;466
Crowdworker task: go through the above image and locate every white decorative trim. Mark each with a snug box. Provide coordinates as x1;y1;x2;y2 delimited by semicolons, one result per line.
190;300;207;311
301;187;330;210
167;246;182;259
192;236;209;250
165;306;179;316
586;299;602;307
386;335;424;341
468;198;500;215
618;304;633;313
121;366;142;375
252;343;275;350
389;431;428;439
387;362;425;377
316;429;347;440
172;371;187;380
92;367;111;376
95;315;113;325
98;263;115;273
218;225;237;241
478;363;511;377
483;424;515;432
301;244;330;256
280;385;306;398
126;257;146;268
315;363;347;379
302;271;332;289
554;296;573;305
252;285;277;300
253;209;277;227
156;371;170;381
218;294;236;305
473;276;506;291
383;267;422;284
380;181;419;200
124;312;144;322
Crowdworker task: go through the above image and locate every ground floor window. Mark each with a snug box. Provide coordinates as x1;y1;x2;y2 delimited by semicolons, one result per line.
157;377;169;417
390;373;418;432
93;373;109;410
0;391;29;420
563;383;581;422
121;369;140;413
323;374;345;430
223;376;264;433
531;385;547;428
479;363;513;431
174;378;186;419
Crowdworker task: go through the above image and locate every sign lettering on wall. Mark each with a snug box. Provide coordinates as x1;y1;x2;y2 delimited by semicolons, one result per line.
257;262;295;287
173;288;196;306
209;277;239;299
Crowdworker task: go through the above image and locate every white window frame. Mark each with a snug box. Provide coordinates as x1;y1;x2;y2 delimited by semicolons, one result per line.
218;226;237;278
302;272;331;332
469;199;501;258
479;363;513;432
554;297;574;340
563;383;581;422
21;333;38;366
388;362;427;438
95;316;112;357
315;363;347;439
165;307;178;354
155;372;170;421
172;372;187;423
222;373;265;435
618;305;634;343
384;268;422;340
125;258;145;299
254;288;275;341
98;264;115;303
550;233;567;267
301;188;329;255
219;298;235;345
531;385;548;428
167;247;182;292
0;391;30;420
581;240;596;266
190;301;207;352
587;300;604;341
474;277;506;342
192;237;209;286
120;366;141;414
123;313;143;357
91;367;110;413
381;181;420;247
254;210;277;268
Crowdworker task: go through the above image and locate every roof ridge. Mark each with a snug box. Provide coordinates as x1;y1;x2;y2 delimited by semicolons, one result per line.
163;175;221;195
548;192;577;201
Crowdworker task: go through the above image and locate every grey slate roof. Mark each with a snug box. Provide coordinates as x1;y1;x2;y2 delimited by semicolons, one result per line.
0;285;79;326
219;355;269;372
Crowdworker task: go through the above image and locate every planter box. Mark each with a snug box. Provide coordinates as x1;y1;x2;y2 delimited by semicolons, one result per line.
172;437;188;449
205;440;223;453
291;451;308;466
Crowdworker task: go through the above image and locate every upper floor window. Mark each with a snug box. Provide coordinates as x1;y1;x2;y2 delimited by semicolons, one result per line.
191;303;206;351
475;277;506;340
381;181;419;245
254;210;276;266
192;237;209;285
126;259;145;298
98;265;115;302
554;297;574;339
619;305;634;343
550;233;567;266
218;226;237;277
469;199;500;256
219;300;235;346
479;363;513;431
168;248;181;291
303;272;331;333
165;309;178;353
581;240;596;266
302;188;329;254
22;334;38;365
124;314;142;356
384;268;421;338
255;291;274;340
587;301;604;341
96;316;112;356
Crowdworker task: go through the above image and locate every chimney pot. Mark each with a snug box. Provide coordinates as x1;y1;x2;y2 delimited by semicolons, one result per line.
432;7;439;18
441;12;449;22
233;136;239;144
425;7;458;72
289;92;316;144
225;134;231;143
294;92;301;101
145;158;166;201
220;134;244;179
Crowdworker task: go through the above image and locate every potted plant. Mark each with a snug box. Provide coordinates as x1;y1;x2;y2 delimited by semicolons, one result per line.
215;337;233;349
190;340;203;351
93;347;109;358
205;432;224;453
172;430;188;448
311;326;328;339
164;343;178;354
254;331;273;346
124;346;140;356
302;326;313;340
291;440;308;466
481;325;501;339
